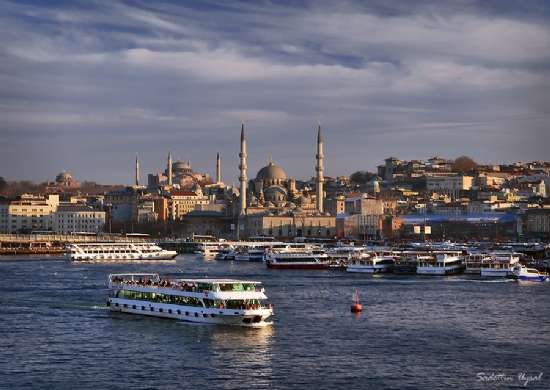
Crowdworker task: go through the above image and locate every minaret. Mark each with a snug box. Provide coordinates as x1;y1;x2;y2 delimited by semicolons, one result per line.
187;156;191;168
238;121;247;215
135;153;139;186
315;121;324;212
167;150;173;187
216;151;221;184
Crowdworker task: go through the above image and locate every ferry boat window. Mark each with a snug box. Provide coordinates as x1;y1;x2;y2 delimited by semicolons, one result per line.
204;299;222;308
243;283;254;291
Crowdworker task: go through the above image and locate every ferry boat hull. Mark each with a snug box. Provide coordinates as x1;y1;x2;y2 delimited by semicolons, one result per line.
416;266;464;276
108;299;272;327
266;261;326;269
346;256;394;274
392;262;417;274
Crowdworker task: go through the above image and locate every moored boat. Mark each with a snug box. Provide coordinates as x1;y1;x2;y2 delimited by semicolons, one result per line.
480;253;520;277
416;253;465;276
463;253;487;274
67;242;178;261
347;253;394;274
264;246;329;269
107;273;274;327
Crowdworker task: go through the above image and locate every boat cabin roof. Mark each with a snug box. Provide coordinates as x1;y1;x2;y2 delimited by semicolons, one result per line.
108;273;261;285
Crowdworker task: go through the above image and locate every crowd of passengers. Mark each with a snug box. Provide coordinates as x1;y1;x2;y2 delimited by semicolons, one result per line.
111;276;199;290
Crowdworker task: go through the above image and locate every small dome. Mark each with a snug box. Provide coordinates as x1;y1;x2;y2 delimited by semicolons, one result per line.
265;186;287;198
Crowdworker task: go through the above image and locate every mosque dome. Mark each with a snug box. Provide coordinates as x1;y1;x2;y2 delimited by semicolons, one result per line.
56;170;73;183
172;158;192;174
256;157;286;180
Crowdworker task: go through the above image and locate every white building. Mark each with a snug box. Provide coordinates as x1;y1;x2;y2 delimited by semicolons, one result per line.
52;204;106;234
426;175;474;199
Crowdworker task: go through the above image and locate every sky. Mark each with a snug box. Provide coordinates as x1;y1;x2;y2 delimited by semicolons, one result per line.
1;0;549;186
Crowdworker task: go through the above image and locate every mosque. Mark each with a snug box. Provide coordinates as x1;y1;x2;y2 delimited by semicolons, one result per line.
46;170;82;192
227;122;336;239
146;153;211;190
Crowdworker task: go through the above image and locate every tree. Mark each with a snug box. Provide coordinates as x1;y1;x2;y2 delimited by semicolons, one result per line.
0;177;7;194
452;156;478;173
350;171;377;184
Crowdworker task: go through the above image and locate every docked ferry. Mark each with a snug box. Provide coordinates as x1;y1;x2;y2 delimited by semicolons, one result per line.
107;273;274;327
264;246;329;269
347;253;394;274
67;242;178;261
480;253;520;277
416;253;465;275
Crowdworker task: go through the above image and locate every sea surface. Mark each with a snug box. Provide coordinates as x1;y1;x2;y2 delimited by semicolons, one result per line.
1;254;549;390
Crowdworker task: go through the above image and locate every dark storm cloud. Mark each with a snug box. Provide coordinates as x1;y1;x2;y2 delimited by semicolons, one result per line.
0;0;549;184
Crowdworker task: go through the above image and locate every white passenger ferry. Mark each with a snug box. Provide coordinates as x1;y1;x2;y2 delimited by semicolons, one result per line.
264;246;329;269
67;242;178;261
107;273;274;327
346;253;394;274
416;252;465;275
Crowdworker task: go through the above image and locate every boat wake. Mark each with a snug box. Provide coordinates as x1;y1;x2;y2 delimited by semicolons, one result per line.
447;278;513;283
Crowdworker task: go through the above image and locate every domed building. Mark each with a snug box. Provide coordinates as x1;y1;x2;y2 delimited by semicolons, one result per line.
46;170;82;192
249;156;298;208
147;153;211;191
171;158;193;176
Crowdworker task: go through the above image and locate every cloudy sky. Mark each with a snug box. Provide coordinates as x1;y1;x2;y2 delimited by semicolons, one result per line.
1;0;549;185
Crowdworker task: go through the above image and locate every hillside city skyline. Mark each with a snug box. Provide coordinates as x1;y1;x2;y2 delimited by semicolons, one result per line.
4;155;550;190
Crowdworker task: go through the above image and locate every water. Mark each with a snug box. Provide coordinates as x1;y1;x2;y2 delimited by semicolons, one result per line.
1;254;548;389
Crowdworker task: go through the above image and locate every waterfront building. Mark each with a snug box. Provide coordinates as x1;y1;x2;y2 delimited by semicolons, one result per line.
0;194;59;233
